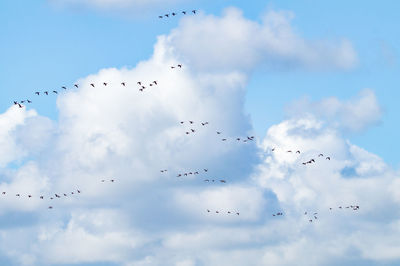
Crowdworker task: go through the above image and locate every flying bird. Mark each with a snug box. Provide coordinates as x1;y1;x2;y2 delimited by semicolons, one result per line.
44;91;48;95
121;82;126;86
192;10;197;14
62;86;67;90
53;90;58;94
103;82;107;86
326;157;331;160
35;92;40;95
74;84;79;88
177;64;182;68
182;11;186;14
90;83;95;87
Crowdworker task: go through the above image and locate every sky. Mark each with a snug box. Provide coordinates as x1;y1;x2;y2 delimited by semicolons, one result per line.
0;0;399;265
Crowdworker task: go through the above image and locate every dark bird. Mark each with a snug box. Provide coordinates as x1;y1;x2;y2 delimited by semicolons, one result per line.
180;121;184;124
172;12;176;16
18;104;23;108
207;209;210;212
28;195;32;198
21;101;25;104
62;86;67;90
110;179;115;182
228;211;231;214
189;121;194;124
27;100;32;103
177;64;182;68
63;193;67;197
90;83;95;88
191;129;195;132
236;212;239;215
185;132;189;135
302;162;307;165
204;169;208;172
44;91;49;95
159;16;163;18
121;82;126;86
77;190;81;193
216;131;221;134
319;154;324;157
236;138;241;141
35;92;40;95
153;81;157;85
103;82;107;86
220;180;226;183
165;14;169;17
74;84;79;88
137;81;142;85
304;212;307;215
287;150;292;153
182;11;186;14
53;90;58;94
272;148;275;151
13;101;18;105
222;139;227;141
309;219;312;223
48;206;53;209
204;179;210;182
296;150;300;154
40;196;44;199
16;194;20;197
2;192;5;195
216;211;219;214
192;10;197;14
326;157;331;160
177;174;182;177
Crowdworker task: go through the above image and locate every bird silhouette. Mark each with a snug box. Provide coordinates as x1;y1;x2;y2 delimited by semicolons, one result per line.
44;91;48;95
74;84;79;88
35;92;40;95
121;82;126;86
90;83;95;88
192;10;196;14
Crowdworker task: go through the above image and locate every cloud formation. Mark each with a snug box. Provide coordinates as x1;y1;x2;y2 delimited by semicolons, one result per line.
0;6;395;266
166;8;358;72
286;89;383;133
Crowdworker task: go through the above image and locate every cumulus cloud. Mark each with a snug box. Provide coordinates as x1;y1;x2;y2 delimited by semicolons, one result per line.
165;8;358;72
0;6;395;266
286;89;383;133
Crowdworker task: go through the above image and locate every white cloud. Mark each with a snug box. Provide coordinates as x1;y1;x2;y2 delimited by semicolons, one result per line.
286;89;383;133
0;6;396;266
165;8;358;72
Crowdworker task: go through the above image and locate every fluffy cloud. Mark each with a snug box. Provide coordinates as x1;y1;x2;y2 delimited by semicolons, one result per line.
166;8;358;72
0;6;396;266
286;89;383;133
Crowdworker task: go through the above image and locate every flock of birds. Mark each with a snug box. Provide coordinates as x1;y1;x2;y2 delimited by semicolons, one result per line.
12;64;183;108
0;179;115;209
8;8;361;226
158;10;197;18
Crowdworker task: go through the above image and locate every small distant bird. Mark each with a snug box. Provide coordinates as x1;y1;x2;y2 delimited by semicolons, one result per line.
90;83;95;88
27;100;32;103
18;104;23;108
62;86;67;90
326;157;331;160
44;91;48;95
309;219;312;222
103;82;107;86
137;82;142;85
180;121;184;124
28;195;32;198
236;212;239;215
74;84;79;88
189;121;194;124
172;12;176;16
159;16;163;18
216;211;219;214
153;81;157;85
207;209;210;212
2;192;5;195
204;169;208;172
177;64;182;68
35;92;40;95
216;131;221;134
191;129;195;133
53;91;58;94
110;179;115;182
220;180;226;183
40;196;44;199
21;101;25;103
121;82;126;86
165;14;169;17
287;150;292;153
63;193;67;197
236;138;241;141
192;10;197;14
319;154;324;157
296;150;300;154
272;148;275;151
16;194;20;197
182;11;186;14
77;190;81;193
222;139;227;141
48;206;53;209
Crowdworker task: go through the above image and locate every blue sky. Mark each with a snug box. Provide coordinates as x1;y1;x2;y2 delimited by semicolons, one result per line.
0;1;400;265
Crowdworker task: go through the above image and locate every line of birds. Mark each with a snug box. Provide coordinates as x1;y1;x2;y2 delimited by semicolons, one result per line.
269;148;332;165
159;10;197;18
206;209;240;215
305;205;360;223
12;62;187;108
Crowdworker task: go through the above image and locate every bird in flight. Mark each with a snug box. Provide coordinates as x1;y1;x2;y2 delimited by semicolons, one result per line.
103;82;108;86
62;86;67;90
53;90;58;94
121;82;126;86
44;91;49;95
90;83;95;88
192;10;197;14
35;92;40;95
74;84;79;88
